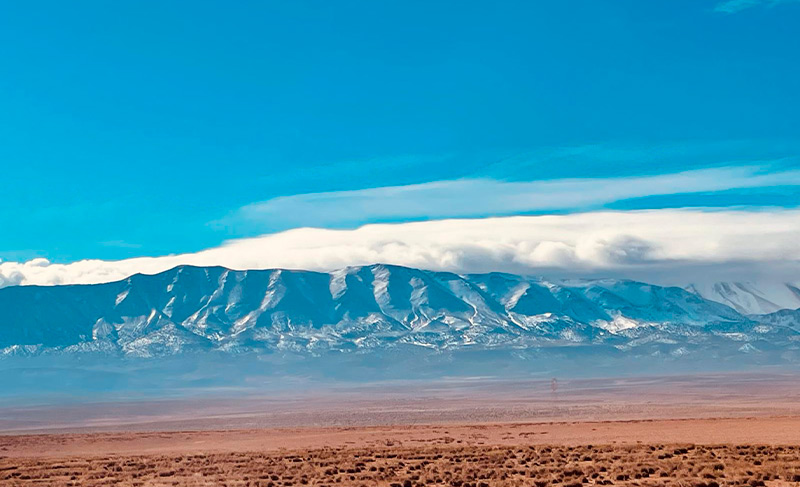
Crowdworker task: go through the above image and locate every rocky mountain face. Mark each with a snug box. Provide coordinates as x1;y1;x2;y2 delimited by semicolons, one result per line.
0;265;798;360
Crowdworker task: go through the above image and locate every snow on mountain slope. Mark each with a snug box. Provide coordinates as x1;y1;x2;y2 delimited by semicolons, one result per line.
686;281;800;315
750;307;800;329
0;264;797;359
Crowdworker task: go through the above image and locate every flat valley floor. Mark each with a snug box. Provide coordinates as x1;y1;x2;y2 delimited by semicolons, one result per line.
2;373;800;486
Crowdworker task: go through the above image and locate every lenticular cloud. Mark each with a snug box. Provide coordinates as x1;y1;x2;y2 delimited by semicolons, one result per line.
2;209;800;288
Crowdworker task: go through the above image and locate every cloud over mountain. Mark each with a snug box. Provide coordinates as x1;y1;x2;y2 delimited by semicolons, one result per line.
2;209;800;289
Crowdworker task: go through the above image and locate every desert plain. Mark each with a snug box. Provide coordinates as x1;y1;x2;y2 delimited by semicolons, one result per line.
2;373;800;486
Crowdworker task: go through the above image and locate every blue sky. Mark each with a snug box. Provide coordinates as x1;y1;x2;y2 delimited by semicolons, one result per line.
1;0;799;264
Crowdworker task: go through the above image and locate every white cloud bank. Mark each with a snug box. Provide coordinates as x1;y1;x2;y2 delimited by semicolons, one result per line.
2;209;800;288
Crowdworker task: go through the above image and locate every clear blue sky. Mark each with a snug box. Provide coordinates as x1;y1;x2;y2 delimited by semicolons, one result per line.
1;0;799;263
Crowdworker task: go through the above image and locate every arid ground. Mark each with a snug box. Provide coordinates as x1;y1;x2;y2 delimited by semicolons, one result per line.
2;373;800;486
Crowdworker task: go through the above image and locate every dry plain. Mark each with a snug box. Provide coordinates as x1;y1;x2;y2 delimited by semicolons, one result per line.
2;373;800;486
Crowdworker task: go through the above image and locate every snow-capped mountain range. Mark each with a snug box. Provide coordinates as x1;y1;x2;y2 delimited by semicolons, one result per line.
0;264;798;360
685;281;800;315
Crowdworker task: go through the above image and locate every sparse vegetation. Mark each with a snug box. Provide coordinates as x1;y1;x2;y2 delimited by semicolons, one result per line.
2;443;800;487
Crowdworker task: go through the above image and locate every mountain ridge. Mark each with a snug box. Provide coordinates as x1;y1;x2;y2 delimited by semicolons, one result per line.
685;280;800;315
2;264;797;361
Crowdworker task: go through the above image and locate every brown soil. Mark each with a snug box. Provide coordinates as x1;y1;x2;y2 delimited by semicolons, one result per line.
3;416;800;458
3;373;800;486
3;437;800;486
